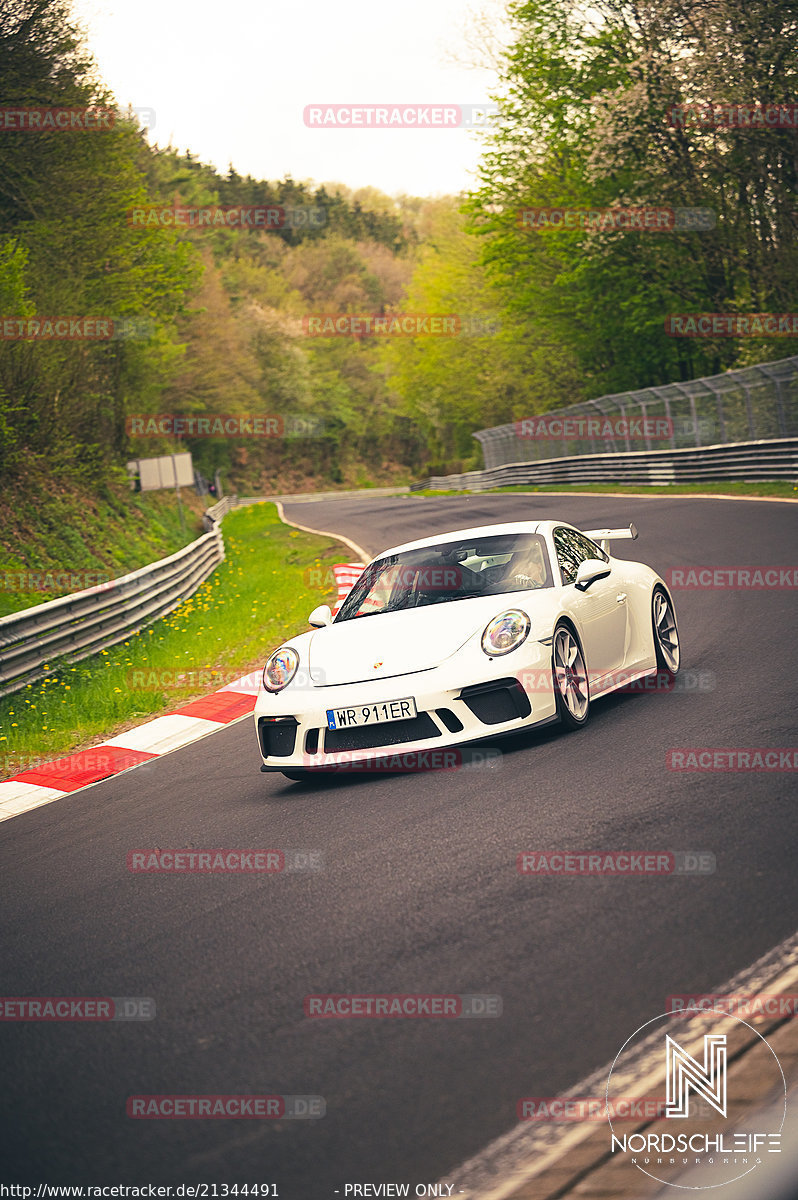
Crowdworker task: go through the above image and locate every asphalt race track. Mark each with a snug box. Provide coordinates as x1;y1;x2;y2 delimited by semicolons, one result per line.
2;492;797;1197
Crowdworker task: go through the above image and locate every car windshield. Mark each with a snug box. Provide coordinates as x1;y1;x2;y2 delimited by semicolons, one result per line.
336;533;553;621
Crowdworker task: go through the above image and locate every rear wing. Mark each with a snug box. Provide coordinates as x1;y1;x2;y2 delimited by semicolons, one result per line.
583;523;638;554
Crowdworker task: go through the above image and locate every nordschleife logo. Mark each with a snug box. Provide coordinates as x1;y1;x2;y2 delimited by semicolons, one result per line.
606;1011;785;1189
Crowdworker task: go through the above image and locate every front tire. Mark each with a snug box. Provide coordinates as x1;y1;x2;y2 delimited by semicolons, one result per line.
652;587;680;675
552;623;590;730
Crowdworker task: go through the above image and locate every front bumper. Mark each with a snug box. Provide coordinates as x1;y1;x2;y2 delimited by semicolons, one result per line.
253;641;558;771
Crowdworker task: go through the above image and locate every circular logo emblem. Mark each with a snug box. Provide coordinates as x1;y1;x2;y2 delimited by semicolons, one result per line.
606;1011;785;1189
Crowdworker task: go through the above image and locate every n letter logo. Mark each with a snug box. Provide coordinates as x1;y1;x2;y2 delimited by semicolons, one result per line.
665;1034;727;1118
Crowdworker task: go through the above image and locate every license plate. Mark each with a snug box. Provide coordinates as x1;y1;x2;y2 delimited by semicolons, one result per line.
326;697;417;730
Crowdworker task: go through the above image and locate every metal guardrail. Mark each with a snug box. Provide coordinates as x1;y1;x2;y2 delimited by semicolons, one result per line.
412;438;798;492
0;500;233;699
202;494;235;528
474;355;798;469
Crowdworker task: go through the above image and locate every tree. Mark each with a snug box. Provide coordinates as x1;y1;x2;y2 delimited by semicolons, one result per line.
466;0;798;402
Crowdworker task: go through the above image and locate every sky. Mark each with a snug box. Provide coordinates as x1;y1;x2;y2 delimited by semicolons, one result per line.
71;0;509;198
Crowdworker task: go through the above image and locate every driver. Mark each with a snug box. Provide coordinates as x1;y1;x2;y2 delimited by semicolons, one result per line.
508;541;547;589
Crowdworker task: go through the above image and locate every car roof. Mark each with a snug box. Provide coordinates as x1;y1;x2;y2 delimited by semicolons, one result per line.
372;520;568;561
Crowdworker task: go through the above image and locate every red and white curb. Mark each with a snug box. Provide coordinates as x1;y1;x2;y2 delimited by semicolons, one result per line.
331;562;365;616
0;562;366;825
0;674;260;824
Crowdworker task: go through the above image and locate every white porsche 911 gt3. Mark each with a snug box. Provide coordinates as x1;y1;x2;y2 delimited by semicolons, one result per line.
254;520;680;780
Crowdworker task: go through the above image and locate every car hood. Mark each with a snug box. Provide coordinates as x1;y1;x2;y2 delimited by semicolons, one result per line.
308;594;531;685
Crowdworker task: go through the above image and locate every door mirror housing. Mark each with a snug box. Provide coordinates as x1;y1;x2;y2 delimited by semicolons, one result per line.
308;603;333;627
574;558;611;592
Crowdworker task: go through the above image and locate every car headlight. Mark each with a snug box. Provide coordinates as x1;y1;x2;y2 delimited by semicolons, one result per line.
481;610;531;656
262;647;300;692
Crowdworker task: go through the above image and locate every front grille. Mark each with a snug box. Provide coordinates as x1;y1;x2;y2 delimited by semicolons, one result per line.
258;717;298;758
324;713;441;753
459;678;531;725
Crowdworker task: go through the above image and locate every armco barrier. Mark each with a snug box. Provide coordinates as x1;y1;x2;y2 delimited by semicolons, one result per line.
0;501;231;699
202;494;235;528
412;437;798;492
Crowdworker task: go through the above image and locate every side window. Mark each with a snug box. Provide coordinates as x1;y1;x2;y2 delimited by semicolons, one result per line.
572;531;609;564
553;527;608;585
553;528;581;585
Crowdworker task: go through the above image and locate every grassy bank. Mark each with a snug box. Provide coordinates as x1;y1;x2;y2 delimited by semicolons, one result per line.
0;503;340;778
0;458;210;618
412;481;797;499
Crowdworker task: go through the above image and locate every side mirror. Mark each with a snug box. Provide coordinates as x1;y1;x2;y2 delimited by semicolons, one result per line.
308;604;333;628
574;558;611;592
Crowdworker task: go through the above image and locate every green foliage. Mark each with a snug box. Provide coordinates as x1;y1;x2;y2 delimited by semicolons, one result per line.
380;199;585;470
0;0;425;495
465;0;798;401
2;0;795;501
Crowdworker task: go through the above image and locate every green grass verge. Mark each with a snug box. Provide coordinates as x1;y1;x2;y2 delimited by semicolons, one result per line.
0;503;341;779
412;481;797;499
